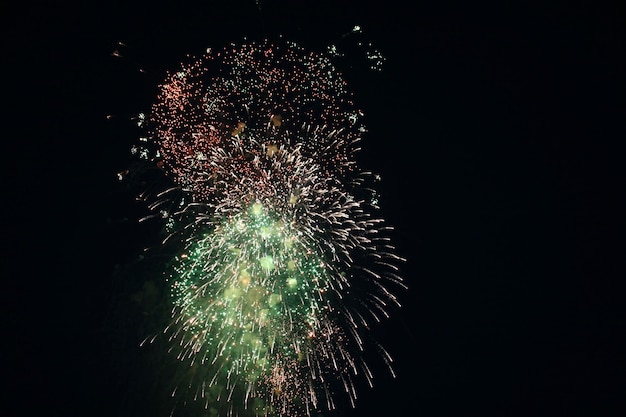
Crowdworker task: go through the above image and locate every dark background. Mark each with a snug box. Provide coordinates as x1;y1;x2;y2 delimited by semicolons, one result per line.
3;1;625;416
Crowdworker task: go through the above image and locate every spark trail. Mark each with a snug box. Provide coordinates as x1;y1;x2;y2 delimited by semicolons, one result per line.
121;36;405;417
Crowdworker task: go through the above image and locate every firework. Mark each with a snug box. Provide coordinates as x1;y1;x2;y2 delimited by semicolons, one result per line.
123;37;405;417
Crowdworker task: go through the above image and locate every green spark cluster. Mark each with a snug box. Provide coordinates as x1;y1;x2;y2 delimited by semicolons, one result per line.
167;202;345;413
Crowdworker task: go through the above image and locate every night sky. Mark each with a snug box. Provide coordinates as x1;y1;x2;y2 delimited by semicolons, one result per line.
3;1;625;416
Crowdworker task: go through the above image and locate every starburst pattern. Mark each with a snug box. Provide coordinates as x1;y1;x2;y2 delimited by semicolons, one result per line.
124;38;405;417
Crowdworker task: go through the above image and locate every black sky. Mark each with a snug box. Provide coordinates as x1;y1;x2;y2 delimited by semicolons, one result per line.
3;1;625;417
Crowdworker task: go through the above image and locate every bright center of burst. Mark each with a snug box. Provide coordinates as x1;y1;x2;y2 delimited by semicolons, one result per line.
251;202;264;217
259;255;274;271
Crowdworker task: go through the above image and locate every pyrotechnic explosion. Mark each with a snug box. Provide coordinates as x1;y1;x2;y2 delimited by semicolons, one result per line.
118;34;405;417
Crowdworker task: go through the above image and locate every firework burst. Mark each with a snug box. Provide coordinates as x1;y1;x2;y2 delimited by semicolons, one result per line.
121;36;405;417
